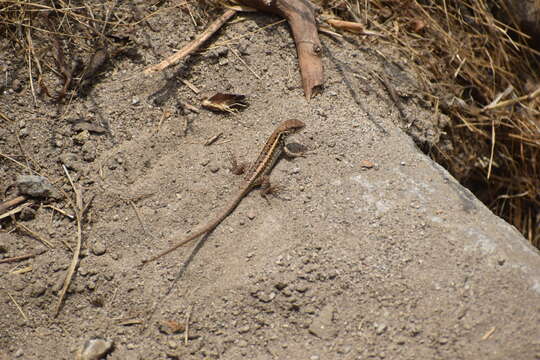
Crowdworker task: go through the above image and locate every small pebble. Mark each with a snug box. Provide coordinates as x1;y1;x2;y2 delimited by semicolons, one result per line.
17;175;55;198
74;130;90;145
29;283;47;298
92;241;107;256
375;322;387;335
309;305;336;339
246;211;256;220
360;160;375;169
12;79;22;92
238;325;250;334
76;337;113;360
237;339;248;348
19;207;36;221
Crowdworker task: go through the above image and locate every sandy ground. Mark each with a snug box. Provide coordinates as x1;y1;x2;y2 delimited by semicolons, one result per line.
1;4;539;360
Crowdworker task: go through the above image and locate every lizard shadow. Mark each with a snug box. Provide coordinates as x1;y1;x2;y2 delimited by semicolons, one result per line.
141;232;212;336
160;231;212;298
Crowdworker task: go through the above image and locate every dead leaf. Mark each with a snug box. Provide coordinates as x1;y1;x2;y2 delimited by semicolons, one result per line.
161;320;186;334
201;93;247;113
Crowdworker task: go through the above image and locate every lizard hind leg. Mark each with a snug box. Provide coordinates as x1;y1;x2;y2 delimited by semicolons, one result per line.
257;176;284;203
228;151;247;175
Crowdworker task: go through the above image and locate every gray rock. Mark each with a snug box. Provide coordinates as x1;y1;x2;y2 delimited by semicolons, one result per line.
59;152;81;171
16;175;55;198
308;304;337;339
19;207;36;221
92;241;107;256
375;322;387;335
76;337;113;360
73;121;107;134
29;283;47;298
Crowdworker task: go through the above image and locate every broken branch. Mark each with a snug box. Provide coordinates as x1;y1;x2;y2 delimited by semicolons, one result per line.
143;9;237;74
239;0;324;99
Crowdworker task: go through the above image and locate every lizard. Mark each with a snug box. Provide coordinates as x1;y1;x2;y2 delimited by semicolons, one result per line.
142;119;306;264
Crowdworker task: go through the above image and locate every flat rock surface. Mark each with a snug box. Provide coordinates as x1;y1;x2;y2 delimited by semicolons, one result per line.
1;5;539;360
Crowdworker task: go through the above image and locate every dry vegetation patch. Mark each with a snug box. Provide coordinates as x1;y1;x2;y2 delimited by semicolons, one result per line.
319;0;540;246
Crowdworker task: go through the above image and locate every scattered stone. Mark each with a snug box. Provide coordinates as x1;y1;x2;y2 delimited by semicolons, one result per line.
438;336;449;344
168;340;178;349
159;320;186;334
131;97;140;105
209;165;220;173
79;267;89;276
12;79;22;92
209;46;228;59
375;322;387;335
237;339;248;348
74;130;90;145
14;348;23;357
309;304;337;339
82;142;97;162
274;281;288;291
295;283;310;293
238;325;250;334
17;175;55;198
73;121;107;134
360;160;375;169
237;40;251;55
76;337;113;360
59;152;81;171
86;280;97;291
19;207;36;221
11;278;26;291
256;291;276;303
246;211;256;220
29;283;47;298
92;241;107;256
52;277;63;293
302;304;317;314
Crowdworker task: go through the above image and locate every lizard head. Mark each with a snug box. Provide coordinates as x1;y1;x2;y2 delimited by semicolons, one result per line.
279;119;305;135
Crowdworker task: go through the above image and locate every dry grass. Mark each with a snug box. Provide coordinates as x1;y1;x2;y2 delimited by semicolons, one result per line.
319;0;540;247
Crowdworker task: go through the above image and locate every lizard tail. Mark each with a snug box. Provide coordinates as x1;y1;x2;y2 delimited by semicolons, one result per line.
142;185;251;264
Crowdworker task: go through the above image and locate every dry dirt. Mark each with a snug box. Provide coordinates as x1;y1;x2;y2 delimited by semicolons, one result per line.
1;4;540;360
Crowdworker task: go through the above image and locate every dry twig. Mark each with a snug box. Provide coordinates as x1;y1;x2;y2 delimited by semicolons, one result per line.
143;9;237;74
54;165;89;317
